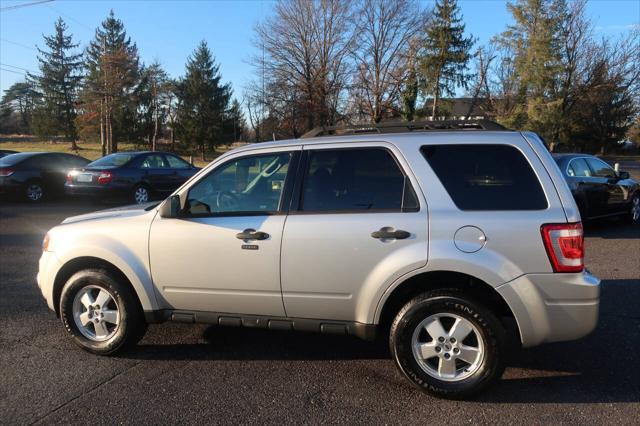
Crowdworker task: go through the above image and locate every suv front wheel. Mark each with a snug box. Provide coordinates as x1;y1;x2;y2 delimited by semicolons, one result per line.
389;289;505;399
59;269;147;355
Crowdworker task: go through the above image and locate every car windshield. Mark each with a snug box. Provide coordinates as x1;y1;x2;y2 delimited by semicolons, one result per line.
88;153;136;167
0;152;37;166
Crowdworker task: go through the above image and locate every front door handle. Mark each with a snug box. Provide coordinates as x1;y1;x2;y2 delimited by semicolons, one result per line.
371;228;411;240
236;228;270;241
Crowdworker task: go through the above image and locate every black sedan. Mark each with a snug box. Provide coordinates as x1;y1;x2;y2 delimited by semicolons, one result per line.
0;149;18;158
0;152;90;202
65;151;200;204
553;154;639;223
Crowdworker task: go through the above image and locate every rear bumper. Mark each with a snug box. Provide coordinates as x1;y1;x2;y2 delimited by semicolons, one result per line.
65;183;128;198
496;270;600;348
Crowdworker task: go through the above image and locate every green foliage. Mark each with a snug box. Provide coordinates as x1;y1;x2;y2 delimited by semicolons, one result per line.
176;41;231;158
77;10;141;152
0;81;39;133
29;18;83;145
419;0;474;117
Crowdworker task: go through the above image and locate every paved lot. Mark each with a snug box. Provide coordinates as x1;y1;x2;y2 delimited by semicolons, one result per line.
1;199;639;425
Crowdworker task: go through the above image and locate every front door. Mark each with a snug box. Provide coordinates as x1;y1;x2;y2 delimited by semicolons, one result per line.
280;145;428;322
149;148;298;316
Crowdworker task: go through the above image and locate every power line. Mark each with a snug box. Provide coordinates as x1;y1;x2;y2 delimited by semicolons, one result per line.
0;38;37;51
46;3;93;32
0;67;27;75
0;0;54;12
0;62;36;73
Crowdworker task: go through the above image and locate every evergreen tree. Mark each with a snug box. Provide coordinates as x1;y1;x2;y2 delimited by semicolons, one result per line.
494;0;564;133
419;0;474;118
177;41;231;159
77;10;140;154
0;81;39;133
30;18;83;148
223;98;247;143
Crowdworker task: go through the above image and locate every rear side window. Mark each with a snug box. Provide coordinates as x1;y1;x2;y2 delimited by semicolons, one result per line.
421;144;547;211
567;158;591;177
300;148;419;212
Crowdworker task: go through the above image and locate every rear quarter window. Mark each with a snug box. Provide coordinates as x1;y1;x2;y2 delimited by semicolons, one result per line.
421;144;548;211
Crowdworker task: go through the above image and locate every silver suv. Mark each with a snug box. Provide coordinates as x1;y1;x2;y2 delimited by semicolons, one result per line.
37;125;600;398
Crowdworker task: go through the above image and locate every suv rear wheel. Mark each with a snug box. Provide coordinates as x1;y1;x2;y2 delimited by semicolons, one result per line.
59;269;147;355
389;289;505;399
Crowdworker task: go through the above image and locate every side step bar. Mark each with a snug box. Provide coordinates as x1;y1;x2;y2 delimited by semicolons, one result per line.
144;310;378;341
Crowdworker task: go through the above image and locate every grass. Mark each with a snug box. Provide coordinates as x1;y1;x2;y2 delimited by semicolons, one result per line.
0;137;227;168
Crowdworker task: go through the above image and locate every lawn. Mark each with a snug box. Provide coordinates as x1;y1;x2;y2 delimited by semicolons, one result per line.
0;137;228;168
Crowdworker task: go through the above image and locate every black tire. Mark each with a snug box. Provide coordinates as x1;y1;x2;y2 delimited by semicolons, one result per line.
389;289;506;399
24;179;45;202
132;184;152;204
59;269;147;355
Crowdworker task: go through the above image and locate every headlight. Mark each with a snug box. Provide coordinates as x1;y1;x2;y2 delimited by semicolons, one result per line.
42;233;50;252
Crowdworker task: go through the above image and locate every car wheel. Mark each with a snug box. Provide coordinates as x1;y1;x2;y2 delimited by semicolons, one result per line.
24;180;45;202
59;269;147;355
389;289;506;399
133;184;151;204
629;193;640;224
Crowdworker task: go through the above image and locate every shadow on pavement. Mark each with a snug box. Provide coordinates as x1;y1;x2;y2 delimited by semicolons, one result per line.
126;278;639;403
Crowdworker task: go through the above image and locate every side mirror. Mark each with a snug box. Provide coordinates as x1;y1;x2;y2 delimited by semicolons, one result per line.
159;194;182;218
617;170;630;180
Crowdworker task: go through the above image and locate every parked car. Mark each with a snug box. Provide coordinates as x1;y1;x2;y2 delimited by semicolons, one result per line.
0;149;18;158
0;152;90;202
553;154;639;223
65;151;200;204
38;123;600;398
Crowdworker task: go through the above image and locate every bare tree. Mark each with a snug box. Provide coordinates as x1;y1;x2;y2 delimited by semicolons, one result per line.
465;45;496;119
350;0;425;123
251;0;355;136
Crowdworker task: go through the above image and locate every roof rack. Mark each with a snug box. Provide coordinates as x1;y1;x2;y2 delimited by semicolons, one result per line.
301;119;507;138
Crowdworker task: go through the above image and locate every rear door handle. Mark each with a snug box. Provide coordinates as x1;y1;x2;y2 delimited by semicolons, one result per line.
371;228;411;240
236;229;270;241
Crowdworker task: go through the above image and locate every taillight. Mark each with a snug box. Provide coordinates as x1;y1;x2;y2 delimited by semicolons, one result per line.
66;170;77;184
541;222;584;273
0;168;15;177
98;171;113;184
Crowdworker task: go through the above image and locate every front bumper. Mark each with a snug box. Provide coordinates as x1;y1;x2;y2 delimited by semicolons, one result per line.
37;250;63;313
496;270;600;348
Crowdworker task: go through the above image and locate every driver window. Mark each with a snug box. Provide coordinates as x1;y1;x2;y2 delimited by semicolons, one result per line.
186;152;292;216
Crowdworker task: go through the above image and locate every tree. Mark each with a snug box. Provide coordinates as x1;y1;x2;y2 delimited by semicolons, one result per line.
252;0;355;136
419;0;474;118
176;40;231;160
0;81;39;133
77;10;140;155
29;18;83;148
223;98;247;143
138;61;169;150
350;0;425;123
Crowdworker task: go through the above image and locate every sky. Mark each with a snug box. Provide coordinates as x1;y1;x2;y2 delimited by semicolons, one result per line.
1;0;639;99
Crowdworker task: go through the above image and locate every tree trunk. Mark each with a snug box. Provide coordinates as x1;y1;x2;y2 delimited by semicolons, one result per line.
200;144;205;161
100;99;106;157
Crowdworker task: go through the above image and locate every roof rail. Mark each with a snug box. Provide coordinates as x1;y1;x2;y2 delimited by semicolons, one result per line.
301;119;507;138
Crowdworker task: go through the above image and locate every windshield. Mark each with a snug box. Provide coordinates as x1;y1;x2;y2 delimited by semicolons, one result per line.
88;153;136;167
0;152;37;167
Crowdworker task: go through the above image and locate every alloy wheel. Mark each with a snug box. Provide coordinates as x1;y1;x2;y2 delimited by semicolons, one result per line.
26;184;43;201
72;285;120;342
134;187;149;204
411;313;485;382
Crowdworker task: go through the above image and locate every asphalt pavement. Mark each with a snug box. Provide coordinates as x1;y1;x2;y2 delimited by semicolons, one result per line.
1;199;639;425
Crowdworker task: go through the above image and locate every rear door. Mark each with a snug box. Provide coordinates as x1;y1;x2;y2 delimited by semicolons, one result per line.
280;143;427;321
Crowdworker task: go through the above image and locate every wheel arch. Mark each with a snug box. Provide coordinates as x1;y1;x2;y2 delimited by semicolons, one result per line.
52;256;143;318
376;270;520;343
